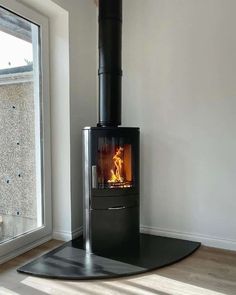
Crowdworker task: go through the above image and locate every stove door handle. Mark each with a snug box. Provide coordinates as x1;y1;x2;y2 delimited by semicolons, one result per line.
92;165;97;189
108;206;126;210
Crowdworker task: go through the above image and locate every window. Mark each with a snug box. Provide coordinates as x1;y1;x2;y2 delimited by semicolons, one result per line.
0;0;51;262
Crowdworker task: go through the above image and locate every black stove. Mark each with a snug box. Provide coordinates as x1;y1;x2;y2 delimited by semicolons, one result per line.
82;0;140;254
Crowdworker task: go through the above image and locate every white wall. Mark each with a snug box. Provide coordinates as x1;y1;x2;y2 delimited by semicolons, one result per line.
50;0;97;237
19;0;97;240
67;0;97;234
122;0;236;250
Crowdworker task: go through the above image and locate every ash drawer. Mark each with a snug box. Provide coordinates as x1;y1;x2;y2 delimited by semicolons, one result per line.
91;194;139;210
90;205;139;254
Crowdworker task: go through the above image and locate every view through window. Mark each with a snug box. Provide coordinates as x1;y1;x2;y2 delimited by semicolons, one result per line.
0;6;43;243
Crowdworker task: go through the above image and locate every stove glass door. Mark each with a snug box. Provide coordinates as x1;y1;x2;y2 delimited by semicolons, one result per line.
96;137;133;189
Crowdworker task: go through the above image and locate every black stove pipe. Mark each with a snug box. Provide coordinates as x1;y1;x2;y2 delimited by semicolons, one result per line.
98;0;122;127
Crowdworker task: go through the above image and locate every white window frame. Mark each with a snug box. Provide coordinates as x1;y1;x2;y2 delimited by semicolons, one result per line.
0;0;52;263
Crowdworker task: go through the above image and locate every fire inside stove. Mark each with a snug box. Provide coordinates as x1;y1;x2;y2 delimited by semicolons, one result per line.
97;138;133;189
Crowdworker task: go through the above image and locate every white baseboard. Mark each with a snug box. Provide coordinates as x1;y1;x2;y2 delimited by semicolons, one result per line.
0;234;52;265
52;230;72;241
53;225;236;251
141;225;236;251
52;226;83;241
72;226;83;239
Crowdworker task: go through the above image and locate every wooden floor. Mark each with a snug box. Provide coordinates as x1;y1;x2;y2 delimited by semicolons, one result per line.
0;240;235;295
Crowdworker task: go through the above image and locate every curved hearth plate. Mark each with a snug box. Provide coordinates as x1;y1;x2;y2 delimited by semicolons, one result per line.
17;234;200;280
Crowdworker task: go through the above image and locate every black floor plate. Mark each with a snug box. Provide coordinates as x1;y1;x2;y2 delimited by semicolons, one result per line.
17;234;200;280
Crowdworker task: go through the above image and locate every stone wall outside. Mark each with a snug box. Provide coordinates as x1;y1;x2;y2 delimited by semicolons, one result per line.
0;73;37;219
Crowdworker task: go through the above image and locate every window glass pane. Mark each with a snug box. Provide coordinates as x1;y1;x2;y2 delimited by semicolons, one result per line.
0;6;42;243
97;137;133;189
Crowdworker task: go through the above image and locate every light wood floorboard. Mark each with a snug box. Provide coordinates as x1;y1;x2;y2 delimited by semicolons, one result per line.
0;240;235;295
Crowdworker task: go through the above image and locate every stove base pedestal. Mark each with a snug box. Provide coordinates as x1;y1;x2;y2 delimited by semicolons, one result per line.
18;234;200;280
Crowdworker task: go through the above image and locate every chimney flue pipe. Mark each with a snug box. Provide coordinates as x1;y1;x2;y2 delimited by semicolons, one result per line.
98;0;122;127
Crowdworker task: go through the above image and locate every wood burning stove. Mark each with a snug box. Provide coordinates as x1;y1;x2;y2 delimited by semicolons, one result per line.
83;127;139;253
82;0;140;254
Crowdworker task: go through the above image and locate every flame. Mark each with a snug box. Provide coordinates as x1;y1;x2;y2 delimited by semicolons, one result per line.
108;147;124;183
